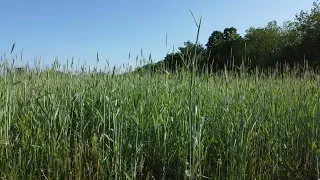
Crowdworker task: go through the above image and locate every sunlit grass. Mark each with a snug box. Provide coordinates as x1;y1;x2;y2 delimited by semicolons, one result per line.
0;53;320;179
0;13;320;178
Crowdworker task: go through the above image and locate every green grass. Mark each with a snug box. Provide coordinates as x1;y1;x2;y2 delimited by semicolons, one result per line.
1;15;320;178
0;58;320;179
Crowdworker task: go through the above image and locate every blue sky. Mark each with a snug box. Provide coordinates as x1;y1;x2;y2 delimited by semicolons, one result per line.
0;0;314;71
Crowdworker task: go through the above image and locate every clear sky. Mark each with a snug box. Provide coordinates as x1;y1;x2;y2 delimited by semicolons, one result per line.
0;0;314;71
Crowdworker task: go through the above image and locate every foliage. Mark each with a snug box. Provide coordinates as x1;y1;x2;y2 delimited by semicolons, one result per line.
244;21;284;68
1;1;320;179
138;1;320;73
1;59;320;179
205;27;245;70
154;41;206;73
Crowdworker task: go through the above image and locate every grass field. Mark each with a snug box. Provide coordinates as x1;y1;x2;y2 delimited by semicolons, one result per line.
0;56;320;180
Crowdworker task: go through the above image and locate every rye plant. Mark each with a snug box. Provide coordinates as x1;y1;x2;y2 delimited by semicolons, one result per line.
0;18;320;180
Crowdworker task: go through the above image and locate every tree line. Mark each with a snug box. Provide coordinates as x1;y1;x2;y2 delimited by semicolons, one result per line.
137;1;320;74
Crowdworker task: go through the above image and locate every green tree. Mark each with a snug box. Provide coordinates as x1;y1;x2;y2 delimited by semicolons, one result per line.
205;31;224;50
205;27;244;70
136;1;320;74
161;41;206;72
244;21;284;67
294;0;320;65
223;27;240;41
279;0;320;67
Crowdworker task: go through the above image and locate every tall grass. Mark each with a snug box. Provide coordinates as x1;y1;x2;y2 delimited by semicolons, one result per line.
1;25;320;180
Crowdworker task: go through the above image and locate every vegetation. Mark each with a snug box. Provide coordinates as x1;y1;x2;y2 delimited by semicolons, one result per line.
137;1;320;73
0;1;320;180
1;56;320;179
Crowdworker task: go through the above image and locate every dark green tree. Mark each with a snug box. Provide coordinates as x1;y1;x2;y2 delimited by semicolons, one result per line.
294;0;320;66
160;41;206;72
205;31;224;50
223;27;240;41
244;21;284;67
205;27;244;70
136;0;320;74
